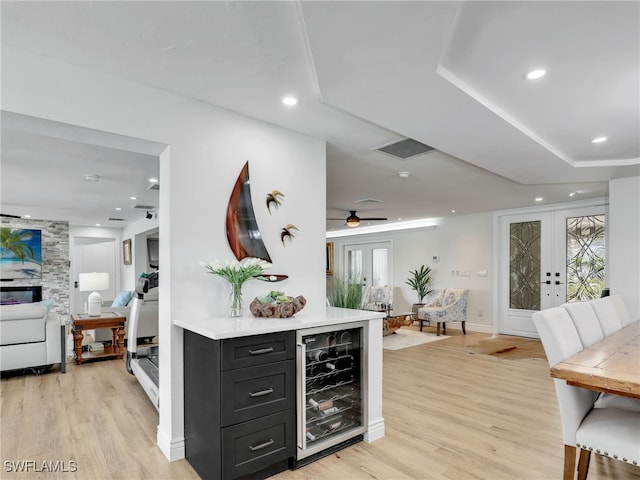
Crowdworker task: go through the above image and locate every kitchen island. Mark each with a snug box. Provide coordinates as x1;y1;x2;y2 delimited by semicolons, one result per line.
174;306;385;479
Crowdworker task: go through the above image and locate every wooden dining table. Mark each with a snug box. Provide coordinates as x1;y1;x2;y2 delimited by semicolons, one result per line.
551;320;640;399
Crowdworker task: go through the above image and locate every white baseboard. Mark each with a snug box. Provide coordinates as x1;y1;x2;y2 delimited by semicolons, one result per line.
413;321;494;334
464;322;494;334
157;427;185;462
364;417;385;442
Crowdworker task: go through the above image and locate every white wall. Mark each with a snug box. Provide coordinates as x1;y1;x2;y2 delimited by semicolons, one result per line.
329;212;494;333
4;47;326;461
609;176;640;319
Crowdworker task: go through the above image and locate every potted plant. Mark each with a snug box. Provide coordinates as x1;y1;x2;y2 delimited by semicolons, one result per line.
406;265;433;316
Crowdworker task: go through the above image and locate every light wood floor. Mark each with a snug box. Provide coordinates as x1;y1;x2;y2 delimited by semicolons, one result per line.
1;329;639;480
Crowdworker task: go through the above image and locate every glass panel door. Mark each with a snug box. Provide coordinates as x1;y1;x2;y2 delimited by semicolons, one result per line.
499;206;606;337
343;242;391;288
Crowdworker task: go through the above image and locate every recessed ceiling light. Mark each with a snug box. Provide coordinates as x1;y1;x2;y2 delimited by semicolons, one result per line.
535;197;543;202
129;196;137;200
95;223;101;227
398;171;410;179
591;136;608;144
569;191;577;197
451;210;456;213
525;69;546;80
148;177;158;183
23;214;31;218
84;174;100;182
282;96;298;106
115;207;122;211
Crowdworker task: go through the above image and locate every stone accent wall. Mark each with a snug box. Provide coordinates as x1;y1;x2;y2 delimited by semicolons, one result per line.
1;218;70;320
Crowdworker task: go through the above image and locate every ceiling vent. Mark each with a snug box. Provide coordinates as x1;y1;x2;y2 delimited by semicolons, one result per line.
374;138;435;159
147;183;160;191
107;217;126;221
133;204;156;210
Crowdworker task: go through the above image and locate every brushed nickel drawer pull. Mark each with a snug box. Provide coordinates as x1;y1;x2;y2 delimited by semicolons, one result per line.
249;347;274;355
249;388;274;398
249;439;274;452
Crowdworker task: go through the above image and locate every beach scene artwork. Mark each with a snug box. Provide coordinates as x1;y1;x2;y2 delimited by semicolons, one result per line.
0;228;42;280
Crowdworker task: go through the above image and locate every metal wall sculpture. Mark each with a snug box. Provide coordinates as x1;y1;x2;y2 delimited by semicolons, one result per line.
226;162;272;263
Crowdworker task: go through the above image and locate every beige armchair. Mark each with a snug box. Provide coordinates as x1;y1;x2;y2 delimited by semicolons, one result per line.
417;289;468;336
362;285;393;313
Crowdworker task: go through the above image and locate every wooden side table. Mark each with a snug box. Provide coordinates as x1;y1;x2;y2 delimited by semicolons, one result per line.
383;312;416;336
71;312;126;365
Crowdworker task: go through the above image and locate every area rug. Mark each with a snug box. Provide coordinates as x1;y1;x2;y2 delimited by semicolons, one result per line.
383;328;449;351
468;335;546;360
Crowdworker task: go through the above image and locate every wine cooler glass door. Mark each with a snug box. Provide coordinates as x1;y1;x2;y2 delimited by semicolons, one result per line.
297;322;367;459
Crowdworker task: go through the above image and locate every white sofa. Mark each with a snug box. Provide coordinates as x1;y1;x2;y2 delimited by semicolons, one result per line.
95;287;159;342
0;302;63;373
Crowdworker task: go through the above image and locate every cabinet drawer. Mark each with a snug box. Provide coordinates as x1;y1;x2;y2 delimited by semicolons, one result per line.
222;331;295;370
222;361;295;426
222;409;295;480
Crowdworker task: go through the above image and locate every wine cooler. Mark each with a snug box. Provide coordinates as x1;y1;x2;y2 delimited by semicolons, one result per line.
295;322;367;462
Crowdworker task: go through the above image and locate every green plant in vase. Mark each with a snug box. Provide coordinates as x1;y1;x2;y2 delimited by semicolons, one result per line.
200;257;271;317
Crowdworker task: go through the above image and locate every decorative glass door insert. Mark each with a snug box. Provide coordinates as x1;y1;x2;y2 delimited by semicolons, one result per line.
566;215;606;301
509;221;541;310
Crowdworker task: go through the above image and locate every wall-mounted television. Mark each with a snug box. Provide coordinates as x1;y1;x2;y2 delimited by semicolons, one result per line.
147;237;159;270
0;228;42;280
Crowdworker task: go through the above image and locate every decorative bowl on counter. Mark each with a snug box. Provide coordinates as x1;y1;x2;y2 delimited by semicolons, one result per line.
249;292;306;318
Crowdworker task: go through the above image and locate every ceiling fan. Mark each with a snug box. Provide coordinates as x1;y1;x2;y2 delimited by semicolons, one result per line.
328;210;388;227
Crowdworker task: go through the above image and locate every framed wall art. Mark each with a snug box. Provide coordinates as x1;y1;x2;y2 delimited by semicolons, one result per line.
326;242;334;276
0;227;42;280
123;239;132;265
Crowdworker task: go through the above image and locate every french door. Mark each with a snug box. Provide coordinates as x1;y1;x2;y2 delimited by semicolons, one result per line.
498;205;606;337
343;241;391;289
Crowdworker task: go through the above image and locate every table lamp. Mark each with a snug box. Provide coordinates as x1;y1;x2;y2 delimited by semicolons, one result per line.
79;272;109;316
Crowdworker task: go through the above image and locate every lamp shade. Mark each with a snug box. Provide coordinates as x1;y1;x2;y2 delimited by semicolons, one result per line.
79;272;109;316
79;272;109;292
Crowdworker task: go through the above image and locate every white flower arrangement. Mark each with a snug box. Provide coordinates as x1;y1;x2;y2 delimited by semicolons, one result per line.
199;257;271;285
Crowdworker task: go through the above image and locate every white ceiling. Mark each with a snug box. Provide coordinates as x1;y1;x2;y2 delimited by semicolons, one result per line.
1;1;638;230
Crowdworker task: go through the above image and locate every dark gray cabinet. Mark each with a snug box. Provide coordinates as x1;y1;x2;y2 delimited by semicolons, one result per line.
184;330;296;479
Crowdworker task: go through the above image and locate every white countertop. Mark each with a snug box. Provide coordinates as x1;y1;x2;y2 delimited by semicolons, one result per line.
174;306;385;340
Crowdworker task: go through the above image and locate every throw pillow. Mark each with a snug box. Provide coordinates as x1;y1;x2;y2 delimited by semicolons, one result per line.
112;290;133;307
35;299;55;312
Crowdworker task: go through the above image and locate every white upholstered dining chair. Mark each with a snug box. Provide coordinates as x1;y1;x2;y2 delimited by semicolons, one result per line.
533;307;640;480
589;296;623;336
607;294;633;326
